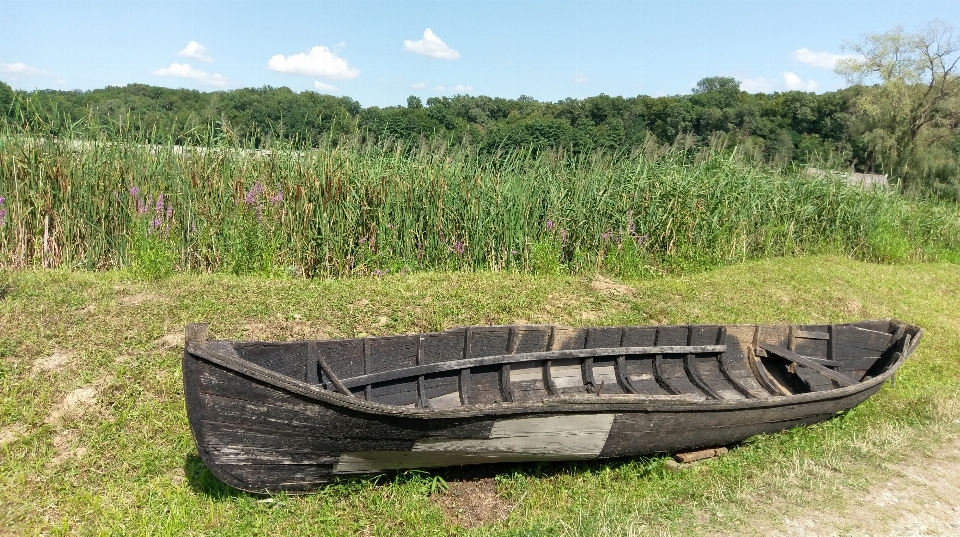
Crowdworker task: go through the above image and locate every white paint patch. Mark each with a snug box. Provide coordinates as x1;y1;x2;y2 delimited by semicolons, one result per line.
428;392;462;408
551;359;584;389
335;414;616;474
593;365;617;385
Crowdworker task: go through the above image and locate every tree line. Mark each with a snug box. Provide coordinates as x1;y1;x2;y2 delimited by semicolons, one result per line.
1;21;958;199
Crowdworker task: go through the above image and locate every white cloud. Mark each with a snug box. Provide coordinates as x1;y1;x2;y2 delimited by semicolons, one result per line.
410;81;429;89
267;46;360;79
404;28;460;60
433;84;472;93
791;48;859;69
0;62;47;76
739;76;774;93
572;73;589;84
783;72;819;91
313;80;338;92
152;63;228;87
177;41;213;63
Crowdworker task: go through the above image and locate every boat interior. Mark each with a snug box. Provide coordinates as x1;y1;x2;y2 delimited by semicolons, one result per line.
226;320;917;408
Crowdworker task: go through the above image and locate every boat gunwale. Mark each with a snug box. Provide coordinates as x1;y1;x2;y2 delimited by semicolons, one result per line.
183;321;921;420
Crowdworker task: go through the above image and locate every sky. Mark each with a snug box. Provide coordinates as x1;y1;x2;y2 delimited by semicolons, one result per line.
1;0;958;107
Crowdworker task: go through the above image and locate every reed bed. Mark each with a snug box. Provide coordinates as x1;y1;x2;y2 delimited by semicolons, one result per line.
1;132;959;278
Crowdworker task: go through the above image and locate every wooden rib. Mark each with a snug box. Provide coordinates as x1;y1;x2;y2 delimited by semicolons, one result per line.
613;327;639;394
759;343;858;387
363;339;372;401
459;369;471;405
499;364;512;402
652;327;682;395
337;344;727;389
464;326;472;359
416;336;428;408
713;326;758;398
310;342;353;397
543;360;558;395
748;325;790;396
305;342;320;384
682;326;721;399
581;328;596;390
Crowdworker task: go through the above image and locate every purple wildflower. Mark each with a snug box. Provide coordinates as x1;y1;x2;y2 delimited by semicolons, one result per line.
128;186;140;197
243;182;265;206
545;220;555;231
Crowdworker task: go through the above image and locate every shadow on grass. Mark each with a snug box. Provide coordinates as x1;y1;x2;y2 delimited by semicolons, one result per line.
183;454;248;499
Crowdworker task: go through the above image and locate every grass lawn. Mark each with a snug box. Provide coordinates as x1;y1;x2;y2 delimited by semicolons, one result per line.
1;256;958;536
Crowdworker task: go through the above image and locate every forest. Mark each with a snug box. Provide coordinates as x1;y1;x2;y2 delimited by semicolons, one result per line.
1;23;959;199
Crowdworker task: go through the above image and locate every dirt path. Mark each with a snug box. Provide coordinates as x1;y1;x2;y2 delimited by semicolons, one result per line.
746;436;960;536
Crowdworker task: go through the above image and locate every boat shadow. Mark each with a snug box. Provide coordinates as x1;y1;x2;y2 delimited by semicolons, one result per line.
183;453;248;498
182;451;674;499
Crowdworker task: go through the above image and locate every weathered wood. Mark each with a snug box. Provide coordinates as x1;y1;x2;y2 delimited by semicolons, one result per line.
714;327;759;399
311;342;353;397
499;364;513;402
185;323;209;343
336;344;727;389
759;343;858;387
183;319;919;493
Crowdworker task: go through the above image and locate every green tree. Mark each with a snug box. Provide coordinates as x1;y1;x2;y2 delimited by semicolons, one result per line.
836;19;960;194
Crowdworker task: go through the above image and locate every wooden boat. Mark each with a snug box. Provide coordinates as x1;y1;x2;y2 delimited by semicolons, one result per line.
182;319;922;493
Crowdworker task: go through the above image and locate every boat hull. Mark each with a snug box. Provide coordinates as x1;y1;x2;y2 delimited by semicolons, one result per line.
183;320;918;492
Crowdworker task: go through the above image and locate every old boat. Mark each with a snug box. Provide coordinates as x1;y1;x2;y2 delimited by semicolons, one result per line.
183;319;922;492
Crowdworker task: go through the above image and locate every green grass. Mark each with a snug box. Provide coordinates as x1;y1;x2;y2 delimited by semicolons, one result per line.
2;133;959;278
1;256;958;536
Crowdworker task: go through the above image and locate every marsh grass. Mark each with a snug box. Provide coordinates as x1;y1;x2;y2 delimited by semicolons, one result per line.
1;257;958;535
2;128;958;277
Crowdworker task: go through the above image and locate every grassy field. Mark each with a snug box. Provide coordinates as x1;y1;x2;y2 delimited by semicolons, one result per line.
1;256;959;536
3;134;960;278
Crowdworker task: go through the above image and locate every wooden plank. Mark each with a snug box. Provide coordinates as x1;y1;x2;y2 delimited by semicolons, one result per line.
683;327;721;399
833;325;894;352
336;344;727;389
499;364;513;402
795;330;829;340
759;343;858;387
363;339;371;401
459;369;471;406
185;323;209;343
652;328;682;395
311;342;353;397
714;326;760;399
543;360;559;395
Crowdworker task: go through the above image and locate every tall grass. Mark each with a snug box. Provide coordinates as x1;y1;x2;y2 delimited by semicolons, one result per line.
1;127;959;278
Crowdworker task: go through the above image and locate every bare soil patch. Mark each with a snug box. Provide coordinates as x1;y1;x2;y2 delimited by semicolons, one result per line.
49;429;88;466
590;275;635;296
30;351;73;375
154;332;185;349
117;293;165;306
431;478;514;529
45;386;100;425
747;436;960;536
0;423;27;446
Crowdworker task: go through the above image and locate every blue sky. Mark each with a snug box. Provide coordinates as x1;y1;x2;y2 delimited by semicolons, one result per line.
1;0;958;107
